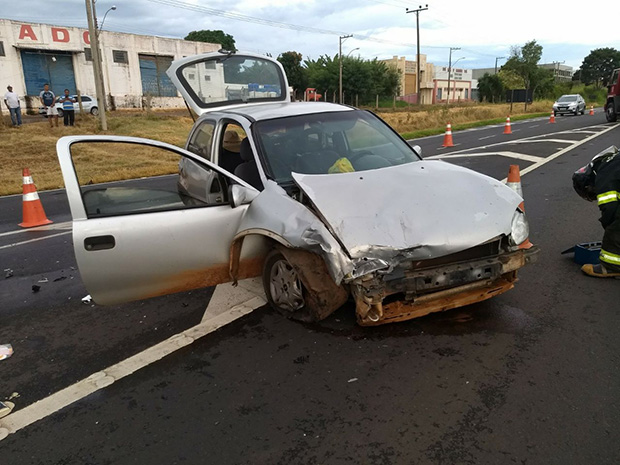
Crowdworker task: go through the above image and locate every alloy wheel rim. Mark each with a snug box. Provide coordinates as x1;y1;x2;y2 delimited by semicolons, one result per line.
269;259;304;312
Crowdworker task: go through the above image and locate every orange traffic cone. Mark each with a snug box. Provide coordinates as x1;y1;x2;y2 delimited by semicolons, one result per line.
589;105;594;116
442;122;454;147
506;165;533;249
19;168;52;228
503;115;512;134
549;111;556;123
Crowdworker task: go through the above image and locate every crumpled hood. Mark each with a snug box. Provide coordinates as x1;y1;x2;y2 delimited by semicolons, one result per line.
292;161;523;262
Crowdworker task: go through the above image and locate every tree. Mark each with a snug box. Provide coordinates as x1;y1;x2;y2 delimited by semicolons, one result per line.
477;73;504;103
502;40;543;90
277;51;308;97
577;48;620;87
185;30;236;51
304;55;400;105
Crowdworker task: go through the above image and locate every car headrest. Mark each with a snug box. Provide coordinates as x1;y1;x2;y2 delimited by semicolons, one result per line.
222;130;241;152
239;138;254;162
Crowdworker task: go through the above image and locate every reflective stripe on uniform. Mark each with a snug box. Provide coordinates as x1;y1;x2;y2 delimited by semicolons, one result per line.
597;191;620;205
22;176;33;185
23;192;39;202
600;249;620;265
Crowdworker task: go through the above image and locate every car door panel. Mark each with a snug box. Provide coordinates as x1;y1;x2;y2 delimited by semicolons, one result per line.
57;135;265;305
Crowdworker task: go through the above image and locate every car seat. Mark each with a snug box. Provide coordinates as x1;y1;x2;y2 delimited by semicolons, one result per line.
219;130;243;174
234;138;263;190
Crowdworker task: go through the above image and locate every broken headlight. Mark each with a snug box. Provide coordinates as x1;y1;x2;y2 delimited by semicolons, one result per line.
509;210;529;246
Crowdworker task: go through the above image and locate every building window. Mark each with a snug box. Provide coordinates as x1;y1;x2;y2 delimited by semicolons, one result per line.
84;47;92;61
113;50;128;64
204;61;216;70
0;41;5;57
204;75;211;81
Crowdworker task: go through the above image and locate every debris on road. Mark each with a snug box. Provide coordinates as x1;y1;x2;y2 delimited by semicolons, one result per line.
82;294;92;304
0;345;13;361
4;269;13;279
348;378;358;383
31;285;40;293
293;355;309;364
7;392;19;401
53;276;67;282
0;401;15;419
37;277;48;283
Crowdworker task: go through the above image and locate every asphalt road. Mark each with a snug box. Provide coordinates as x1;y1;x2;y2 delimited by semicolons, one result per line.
2;111;620;464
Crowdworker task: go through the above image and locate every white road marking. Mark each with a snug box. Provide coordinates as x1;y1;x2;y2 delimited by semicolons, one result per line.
511;138;577;144
429;151;544;163
0;296;262;442
0;231;72;250
478;135;495;140
529;124;539;128
0;221;72;238
201;278;266;322
503;123;619;181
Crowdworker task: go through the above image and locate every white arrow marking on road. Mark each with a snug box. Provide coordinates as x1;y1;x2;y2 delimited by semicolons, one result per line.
428;151;544;163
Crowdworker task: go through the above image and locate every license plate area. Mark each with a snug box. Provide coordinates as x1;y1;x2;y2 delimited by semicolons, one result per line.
406;259;502;294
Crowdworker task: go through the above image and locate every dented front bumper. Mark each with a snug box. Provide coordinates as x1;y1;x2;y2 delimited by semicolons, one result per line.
351;246;539;326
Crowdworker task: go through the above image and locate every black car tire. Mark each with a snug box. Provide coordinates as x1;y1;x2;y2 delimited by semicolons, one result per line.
606;102;617;122
262;249;312;321
57;108;64;117
90;107;99;116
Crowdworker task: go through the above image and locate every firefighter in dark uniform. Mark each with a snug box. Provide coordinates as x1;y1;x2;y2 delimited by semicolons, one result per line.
573;146;620;277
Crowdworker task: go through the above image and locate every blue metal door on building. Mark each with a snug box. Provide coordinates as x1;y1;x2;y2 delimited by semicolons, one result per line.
21;50;76;97
139;54;177;97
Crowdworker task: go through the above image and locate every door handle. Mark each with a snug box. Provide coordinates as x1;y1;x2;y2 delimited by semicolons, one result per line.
84;235;115;251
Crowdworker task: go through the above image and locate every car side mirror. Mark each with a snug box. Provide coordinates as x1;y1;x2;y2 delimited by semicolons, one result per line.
229;184;259;208
412;145;422;158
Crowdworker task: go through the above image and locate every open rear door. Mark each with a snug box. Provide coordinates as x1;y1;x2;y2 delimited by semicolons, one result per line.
166;51;290;116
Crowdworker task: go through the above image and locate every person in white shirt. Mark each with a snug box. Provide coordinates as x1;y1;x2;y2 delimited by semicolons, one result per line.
3;85;22;127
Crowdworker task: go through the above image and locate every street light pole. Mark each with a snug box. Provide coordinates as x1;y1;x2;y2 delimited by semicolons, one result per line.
494;56;505;74
406;4;428;105
339;35;352;104
85;0;107;130
446;47;460;105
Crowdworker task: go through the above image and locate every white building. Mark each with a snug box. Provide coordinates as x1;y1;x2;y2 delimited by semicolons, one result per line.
433;66;474;103
0;19;219;111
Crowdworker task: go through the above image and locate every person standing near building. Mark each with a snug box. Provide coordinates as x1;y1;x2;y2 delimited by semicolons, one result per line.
60;89;75;126
3;85;22;127
39;83;58;127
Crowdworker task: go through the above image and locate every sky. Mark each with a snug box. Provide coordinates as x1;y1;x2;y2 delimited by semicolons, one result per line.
3;0;617;71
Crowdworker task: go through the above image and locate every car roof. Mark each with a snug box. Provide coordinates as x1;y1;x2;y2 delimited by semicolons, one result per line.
209;101;354;122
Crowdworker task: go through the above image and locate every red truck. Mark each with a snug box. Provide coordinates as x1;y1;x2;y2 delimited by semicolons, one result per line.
305;88;322;101
606;68;620;122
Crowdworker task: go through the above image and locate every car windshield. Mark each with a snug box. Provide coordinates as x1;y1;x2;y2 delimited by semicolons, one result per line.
253;110;420;183
557;95;578;102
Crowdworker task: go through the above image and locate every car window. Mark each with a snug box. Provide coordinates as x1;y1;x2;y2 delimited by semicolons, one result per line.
217;122;247;174
557;95;577;102
611;70;620;86
70;141;229;219
187;120;215;161
254;110;420;183
80;96;91;102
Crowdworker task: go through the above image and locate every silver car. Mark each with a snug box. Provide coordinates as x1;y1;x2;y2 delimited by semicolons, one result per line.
553;94;586;116
39;94;99;117
57;51;538;326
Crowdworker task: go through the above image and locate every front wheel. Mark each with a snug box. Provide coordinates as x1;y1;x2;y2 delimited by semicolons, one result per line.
263;250;311;321
606;102;617;122
90;107;99;116
57;108;64;117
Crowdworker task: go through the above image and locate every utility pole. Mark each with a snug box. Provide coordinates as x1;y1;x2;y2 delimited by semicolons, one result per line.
406;4;428;105
339;34;352;104
85;0;107;130
494;56;505;74
446;47;460;105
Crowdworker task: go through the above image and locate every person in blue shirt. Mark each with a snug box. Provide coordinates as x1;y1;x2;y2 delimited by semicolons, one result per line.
39;84;58;127
60;89;76;126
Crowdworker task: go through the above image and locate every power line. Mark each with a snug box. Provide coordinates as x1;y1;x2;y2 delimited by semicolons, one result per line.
145;0;448;50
